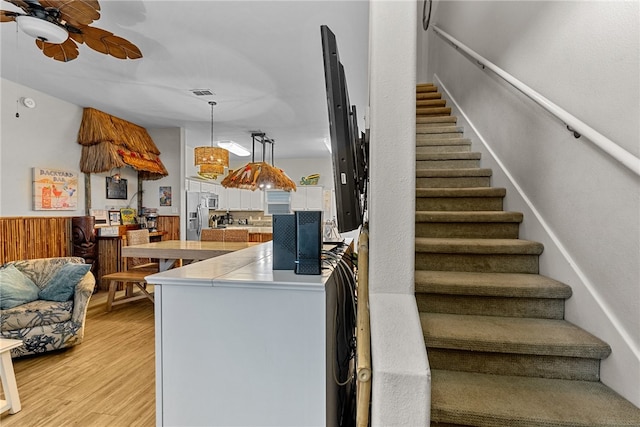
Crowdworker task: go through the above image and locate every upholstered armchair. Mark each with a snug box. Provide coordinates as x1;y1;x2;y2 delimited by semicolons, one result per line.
0;257;95;357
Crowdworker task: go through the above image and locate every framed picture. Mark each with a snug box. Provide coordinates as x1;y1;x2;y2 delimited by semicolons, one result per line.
120;208;137;225
106;177;128;199
160;186;172;206
32;167;79;211
108;210;121;226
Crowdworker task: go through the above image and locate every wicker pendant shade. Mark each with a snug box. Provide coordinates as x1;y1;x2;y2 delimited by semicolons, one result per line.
194;101;229;180
196;158;227;180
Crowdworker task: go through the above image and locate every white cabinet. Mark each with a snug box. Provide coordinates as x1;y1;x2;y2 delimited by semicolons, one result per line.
186;179;201;192
291;186;323;211
200;182;217;194
217;188;263;211
225;188;241;210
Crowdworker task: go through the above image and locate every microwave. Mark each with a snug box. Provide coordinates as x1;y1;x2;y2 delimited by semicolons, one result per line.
203;194;219;209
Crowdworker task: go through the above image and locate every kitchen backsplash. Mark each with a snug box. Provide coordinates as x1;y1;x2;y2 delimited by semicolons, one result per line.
208;210;272;227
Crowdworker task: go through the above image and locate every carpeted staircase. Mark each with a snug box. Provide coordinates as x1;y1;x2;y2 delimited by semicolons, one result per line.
415;83;640;426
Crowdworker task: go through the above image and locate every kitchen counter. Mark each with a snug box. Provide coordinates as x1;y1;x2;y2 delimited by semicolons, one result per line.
145;240;353;426
223;225;272;233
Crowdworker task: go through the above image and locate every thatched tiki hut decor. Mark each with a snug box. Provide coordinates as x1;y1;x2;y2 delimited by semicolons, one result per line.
77;107;168;180
221;131;296;192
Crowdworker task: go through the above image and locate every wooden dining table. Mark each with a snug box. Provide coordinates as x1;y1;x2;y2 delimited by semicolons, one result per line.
121;240;259;271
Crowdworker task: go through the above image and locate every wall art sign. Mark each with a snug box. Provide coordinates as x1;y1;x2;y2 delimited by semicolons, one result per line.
160;186;172;206
32;167;78;211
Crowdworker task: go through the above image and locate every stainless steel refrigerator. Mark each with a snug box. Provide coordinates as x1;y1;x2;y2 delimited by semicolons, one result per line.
186;191;218;240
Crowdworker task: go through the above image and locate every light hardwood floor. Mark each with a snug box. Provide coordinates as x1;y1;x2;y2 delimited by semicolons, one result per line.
0;290;155;426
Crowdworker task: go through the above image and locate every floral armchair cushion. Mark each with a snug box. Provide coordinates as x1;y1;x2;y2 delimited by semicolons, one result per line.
0;257;95;357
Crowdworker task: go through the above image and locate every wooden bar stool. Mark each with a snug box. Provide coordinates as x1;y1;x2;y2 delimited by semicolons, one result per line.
102;270;155;312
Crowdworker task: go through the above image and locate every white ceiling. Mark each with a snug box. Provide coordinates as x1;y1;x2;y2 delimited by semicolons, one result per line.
0;0;370;159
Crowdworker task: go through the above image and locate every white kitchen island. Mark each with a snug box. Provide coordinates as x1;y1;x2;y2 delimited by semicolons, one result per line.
145;241;352;427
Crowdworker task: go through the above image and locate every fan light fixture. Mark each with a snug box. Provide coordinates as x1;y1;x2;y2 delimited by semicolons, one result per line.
217;140;251;157
194;101;229;180
16;16;68;44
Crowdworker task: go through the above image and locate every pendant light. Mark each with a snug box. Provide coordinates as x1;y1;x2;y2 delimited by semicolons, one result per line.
194;101;229;180
221;132;296;192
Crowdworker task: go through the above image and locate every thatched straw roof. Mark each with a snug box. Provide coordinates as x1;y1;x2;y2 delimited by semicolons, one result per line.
77;107;168;180
221;162;297;192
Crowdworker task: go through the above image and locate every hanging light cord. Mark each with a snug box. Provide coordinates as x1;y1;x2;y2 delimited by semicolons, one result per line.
209;101;217;147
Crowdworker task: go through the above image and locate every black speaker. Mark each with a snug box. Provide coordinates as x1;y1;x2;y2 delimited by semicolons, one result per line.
295;210;323;275
272;214;296;270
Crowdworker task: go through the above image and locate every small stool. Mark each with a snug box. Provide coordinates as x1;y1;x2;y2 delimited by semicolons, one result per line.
102;270;155;312
0;338;23;415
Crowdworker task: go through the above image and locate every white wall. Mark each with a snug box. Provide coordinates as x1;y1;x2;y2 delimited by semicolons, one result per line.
1;79;85;217
420;1;640;406
368;1;430;425
1;78;182;219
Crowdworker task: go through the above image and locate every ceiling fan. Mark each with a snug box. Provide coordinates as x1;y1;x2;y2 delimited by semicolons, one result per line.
0;0;142;62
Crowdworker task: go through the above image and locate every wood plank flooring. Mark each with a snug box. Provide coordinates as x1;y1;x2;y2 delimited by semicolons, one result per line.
0;290;155;426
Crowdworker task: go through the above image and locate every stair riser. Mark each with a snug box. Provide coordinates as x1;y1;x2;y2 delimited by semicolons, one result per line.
416;222;520;239
416;159;480;169
416;197;504;211
416;253;539;274
417;117;457;125
416;145;471;154
426;348;600;381
416;177;491;188
416;294;564;319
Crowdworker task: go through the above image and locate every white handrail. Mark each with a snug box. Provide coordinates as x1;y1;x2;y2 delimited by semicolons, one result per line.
432;25;640;177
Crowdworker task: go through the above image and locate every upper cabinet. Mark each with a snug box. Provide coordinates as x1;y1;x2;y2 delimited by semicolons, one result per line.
290;186;323;211
216;187;264;211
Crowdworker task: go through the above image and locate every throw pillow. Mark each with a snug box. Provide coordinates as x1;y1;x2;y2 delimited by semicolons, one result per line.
39;263;91;302
0;264;41;309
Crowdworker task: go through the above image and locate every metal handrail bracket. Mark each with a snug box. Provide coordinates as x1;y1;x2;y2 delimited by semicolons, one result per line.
432;25;640;177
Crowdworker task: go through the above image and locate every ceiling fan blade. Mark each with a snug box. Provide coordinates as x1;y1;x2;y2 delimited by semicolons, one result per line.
39;0;100;27
74;25;142;59
4;0;32;14
36;36;79;61
0;10;19;22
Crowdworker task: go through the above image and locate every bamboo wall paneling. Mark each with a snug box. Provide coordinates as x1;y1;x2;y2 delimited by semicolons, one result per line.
156;216;180;240
0;217;72;264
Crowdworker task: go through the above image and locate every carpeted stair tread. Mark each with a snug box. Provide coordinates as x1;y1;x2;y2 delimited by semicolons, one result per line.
417;168;493;178
417;99;447;108
416;187;506;197
416;211;523;223
415;270;572;299
431;369;640;427
417;152;481;161
416;83;437;92
416;125;463;134
422;313;611;358
417;116;457;125
416;237;544;255
417;106;452;116
416;92;442;100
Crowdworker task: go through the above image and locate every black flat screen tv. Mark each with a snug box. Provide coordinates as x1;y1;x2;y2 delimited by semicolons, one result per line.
321;25;367;233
